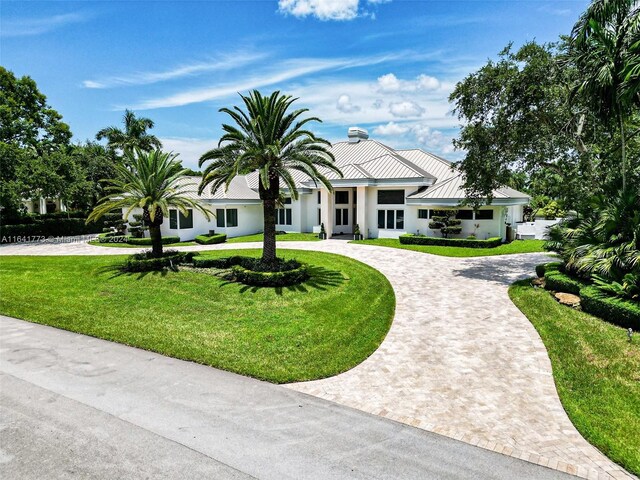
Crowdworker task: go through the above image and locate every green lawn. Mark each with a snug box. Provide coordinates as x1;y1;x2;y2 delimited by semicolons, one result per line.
0;250;394;383
509;280;640;475
228;232;320;243
88;240;198;248
351;238;546;257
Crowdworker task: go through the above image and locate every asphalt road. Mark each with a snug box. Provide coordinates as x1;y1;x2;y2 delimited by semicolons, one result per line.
0;316;573;480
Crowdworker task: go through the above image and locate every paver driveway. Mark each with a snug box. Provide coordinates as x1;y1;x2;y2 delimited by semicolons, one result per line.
0;239;634;479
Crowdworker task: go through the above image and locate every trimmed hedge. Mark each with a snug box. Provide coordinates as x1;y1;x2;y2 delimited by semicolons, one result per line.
544;271;589;295
126;236;181;246
195;233;227;245
580;286;640;330
193;256;242;269
399;234;502;248
536;261;562;278
231;263;309;287
121;251;197;272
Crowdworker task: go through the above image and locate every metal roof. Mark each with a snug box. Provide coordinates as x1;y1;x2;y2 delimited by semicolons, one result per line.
180;176;260;201
396;149;456;183
406;173;529;200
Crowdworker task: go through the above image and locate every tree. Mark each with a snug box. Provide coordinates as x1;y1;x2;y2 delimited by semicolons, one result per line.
199;90;341;263
88;149;210;258
570;0;640;190
96;110;162;155
428;210;462;238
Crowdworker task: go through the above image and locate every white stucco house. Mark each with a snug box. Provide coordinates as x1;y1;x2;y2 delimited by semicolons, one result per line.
137;128;529;241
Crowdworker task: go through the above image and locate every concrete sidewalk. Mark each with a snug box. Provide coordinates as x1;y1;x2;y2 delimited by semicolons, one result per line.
0;316;571;480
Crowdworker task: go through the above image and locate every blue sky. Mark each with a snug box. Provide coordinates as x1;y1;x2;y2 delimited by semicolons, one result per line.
2;0;587;169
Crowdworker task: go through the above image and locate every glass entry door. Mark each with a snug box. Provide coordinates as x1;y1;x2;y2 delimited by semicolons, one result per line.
333;189;352;234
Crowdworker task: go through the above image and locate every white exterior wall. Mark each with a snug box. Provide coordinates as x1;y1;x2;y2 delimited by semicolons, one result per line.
304;190;321;232
412;206;505;240
366;187;414;239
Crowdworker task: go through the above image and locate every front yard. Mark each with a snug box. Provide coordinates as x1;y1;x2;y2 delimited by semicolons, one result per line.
0;250;394;383
352;238;546;257
509;280;640;475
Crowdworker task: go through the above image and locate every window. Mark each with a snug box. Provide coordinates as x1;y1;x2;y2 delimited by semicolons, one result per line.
317;191;321;204
475;210;494;220
226;208;238;227
335;191;349;204
283;197;292;205
216;208;225;228
378;209;405;230
377;190;405;204
276;208;292;225
169;210;178;229
418;209;429;219
456;210;473;220
317;208;321;225
335;208;348;226
179;209;193;229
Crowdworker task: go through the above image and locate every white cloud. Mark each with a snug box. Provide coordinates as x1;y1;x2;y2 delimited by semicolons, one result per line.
278;0;359;21
372;121;409;135
160;137;217;170
1;12;89;37
389;101;424;118
377;73;441;93
83;52;267;89
336;94;360;113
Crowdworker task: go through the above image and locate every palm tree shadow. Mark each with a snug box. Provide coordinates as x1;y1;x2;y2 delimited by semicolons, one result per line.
97;263;175;280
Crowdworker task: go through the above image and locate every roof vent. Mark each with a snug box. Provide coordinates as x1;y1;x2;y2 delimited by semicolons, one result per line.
348;127;369;143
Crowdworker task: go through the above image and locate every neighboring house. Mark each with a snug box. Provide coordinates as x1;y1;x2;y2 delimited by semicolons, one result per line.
22;197;67;214
130;128;529;241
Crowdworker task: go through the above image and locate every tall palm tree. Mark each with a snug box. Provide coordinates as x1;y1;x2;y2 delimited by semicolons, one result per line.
199;90;342;263
571;0;640;190
88;149;211;257
96;110;162;155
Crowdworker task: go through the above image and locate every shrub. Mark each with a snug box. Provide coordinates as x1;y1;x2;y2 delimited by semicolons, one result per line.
428;210;463;238
231;263;309;287
544;271;589;295
126;236;181;246
193;256;243;269
195;233;227;245
121;250;197;272
580;286;640;330
97;233;129;244
400;234;502;248
535;261;562;278
0;218;106;242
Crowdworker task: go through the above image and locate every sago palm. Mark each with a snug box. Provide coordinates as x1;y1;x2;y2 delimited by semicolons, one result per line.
199;90;342;263
96;109;162;154
88;149;211;257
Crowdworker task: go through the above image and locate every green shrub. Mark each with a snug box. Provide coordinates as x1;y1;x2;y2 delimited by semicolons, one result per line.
193;256;243;269
230;263;309;287
0;218;106;242
97;233;129;244
536;261;562;278
195;233;227;245
580;286;640;330
126;236;181;246
544;271;589;295
121;250;196;272
400;234;502;248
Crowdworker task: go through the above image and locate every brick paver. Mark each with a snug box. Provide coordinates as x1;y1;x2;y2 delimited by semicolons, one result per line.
0;239;635;479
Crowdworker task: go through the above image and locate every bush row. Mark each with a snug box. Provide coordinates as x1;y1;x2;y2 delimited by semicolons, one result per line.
580;286;639;330
399;234;502;248
535;262;562;278
121;251;196;273
195;233;227;245
1;218;106;242
127;236;181;246
230;263;309;287
543;271;589;295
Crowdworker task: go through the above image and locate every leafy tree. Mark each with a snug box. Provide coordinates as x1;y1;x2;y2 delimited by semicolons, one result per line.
428;210;462;238
96;110;162;155
199;90;341;263
88;149;210;257
68;142;121;210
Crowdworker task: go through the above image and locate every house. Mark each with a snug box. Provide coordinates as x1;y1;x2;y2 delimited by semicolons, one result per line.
135;127;529;241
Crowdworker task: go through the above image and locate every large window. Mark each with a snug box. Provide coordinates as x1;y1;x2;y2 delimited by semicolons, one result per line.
418;209;429;219
216;208;225;228
179;209;193;229
276;208;292;225
226;208;238;227
475;210;494;220
456;210;473;220
169;210;178;229
378;209;404;229
335;191;349;204
377;190;405;205
335;208;348;226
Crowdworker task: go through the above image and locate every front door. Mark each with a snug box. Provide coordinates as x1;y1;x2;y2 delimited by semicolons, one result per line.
333;189;352;235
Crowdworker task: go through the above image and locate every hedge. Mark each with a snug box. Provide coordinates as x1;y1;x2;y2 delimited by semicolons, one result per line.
544;271;589;295
193;256;243;269
195;233;227;245
230;263;309;287
121;251;196;273
580;286;640;330
126;236;181;246
97;233;129;244
399;234;502;248
535;262;563;278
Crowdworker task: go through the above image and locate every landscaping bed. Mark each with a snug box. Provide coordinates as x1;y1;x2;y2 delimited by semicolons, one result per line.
399;234;502;248
351;238;546;257
0;250;394;383
227;232;320;243
194;233;227;245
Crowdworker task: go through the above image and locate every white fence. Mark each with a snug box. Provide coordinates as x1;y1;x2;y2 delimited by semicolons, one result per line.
515;219;562;240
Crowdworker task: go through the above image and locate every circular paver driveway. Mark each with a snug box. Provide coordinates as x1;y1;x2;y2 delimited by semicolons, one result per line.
0;239;634;479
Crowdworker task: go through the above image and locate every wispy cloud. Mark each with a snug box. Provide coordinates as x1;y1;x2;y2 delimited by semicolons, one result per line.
538;5;572;17
278;0;391;21
160;137;217;169
1;12;89;37
83;51;268;89
126;52;399;110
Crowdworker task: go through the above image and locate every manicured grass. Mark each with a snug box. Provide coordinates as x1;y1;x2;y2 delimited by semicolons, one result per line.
88;240;198;248
351;238;546;257
509;280;640;475
228;232;320;243
0;250;394;383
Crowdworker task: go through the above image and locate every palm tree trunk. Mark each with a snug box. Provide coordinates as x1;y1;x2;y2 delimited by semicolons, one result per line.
262;199;276;262
149;224;163;258
619;110;626;191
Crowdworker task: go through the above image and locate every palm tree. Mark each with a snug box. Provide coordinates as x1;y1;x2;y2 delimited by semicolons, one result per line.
96;110;162;155
570;0;640;190
199;90;342;263
88;149;211;257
